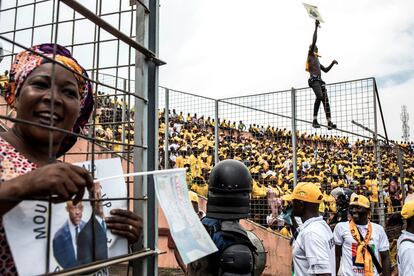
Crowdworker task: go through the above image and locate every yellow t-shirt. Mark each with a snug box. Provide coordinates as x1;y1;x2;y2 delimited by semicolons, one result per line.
279;226;292;238
366;179;379;203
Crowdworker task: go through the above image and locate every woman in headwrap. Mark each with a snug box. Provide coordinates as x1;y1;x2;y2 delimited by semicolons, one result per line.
0;44;142;274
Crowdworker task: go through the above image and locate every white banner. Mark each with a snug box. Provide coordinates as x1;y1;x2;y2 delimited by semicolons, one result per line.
303;3;324;23
3;158;127;275
153;169;218;264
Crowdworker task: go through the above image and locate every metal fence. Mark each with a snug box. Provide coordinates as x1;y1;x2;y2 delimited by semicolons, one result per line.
0;1;412;274
159;78;413;230
0;0;161;275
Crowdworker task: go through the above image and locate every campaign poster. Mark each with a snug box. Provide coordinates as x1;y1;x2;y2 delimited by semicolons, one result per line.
303;3;324;23
153;169;218;264
3;158;128;276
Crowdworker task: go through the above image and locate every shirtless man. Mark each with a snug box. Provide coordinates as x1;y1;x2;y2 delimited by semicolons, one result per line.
307;20;338;129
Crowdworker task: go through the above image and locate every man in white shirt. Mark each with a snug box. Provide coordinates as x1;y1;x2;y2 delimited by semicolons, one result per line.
334;194;390;276
397;200;414;275
285;182;336;276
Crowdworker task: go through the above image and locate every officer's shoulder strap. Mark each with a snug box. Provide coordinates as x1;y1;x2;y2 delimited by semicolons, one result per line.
201;217;221;237
221;220;247;237
202;218;257;253
220;221;257;253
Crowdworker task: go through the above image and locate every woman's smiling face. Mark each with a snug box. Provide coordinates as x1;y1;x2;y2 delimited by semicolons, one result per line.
14;62;81;145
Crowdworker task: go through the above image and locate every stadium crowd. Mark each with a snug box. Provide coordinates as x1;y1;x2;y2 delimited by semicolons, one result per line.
1;67;413;275
157;109;412;216
155;109;414;275
86;97;414;227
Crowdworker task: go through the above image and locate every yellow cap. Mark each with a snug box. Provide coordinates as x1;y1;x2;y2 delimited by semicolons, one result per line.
283;182;323;204
401;200;414;220
188;191;199;203
349;194;370;208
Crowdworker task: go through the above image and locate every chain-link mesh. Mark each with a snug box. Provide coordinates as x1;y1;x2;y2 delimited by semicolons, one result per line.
159;78;413;232
158;87;216;197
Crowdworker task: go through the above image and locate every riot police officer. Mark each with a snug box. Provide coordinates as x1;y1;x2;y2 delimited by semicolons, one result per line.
188;159;259;276
329;187;355;228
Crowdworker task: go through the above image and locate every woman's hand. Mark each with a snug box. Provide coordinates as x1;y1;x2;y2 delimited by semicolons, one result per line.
105;209;143;244
10;162;93;204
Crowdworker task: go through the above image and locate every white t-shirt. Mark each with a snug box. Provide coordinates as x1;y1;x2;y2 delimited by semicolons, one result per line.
333;221;389;276
397;230;414;276
292;216;336;276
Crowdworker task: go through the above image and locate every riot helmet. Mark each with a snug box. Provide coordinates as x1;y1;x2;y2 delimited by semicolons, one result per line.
330;187;355;223
206;159;252;220
331;187;355;210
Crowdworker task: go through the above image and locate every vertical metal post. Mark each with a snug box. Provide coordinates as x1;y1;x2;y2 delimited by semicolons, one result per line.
214;100;219;164
133;0;150;275
146;0;160;273
373;79;389;144
291;88;298;187
396;147;406;202
121;79;127;154
164;89;169;169
373;87;385;226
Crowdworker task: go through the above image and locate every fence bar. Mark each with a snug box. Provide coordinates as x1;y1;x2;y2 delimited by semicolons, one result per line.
164;89;170;169
396;148;406;202
47;249;158;276
60;0;165;65
214;100;219;164
373;88;385;226
146;0;160;273
291;87;298;187
373;79;389;144
121;79;127;154
133;0;150;274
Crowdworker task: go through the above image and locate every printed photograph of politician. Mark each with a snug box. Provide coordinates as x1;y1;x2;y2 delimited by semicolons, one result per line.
49;158;132;272
52;201;86;269
52;182;108;269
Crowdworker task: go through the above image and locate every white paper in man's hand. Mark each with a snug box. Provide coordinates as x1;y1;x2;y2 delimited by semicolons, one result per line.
303;3;324;23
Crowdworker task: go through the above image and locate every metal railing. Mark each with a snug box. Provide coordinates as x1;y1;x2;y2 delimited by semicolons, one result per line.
158;78;411;229
0;0;162;275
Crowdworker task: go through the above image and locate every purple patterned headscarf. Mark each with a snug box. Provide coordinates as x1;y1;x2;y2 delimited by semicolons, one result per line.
5;43;94;156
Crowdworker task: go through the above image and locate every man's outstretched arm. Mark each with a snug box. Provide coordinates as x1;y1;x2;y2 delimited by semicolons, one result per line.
321;60;338;73
309;20;319;53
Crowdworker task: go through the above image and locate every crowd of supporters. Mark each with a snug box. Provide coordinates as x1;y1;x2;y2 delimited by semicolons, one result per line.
3;71;411;273
157;109;414;228
88;93;414;230
94;93;135;152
